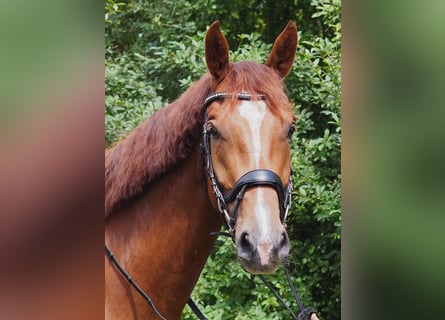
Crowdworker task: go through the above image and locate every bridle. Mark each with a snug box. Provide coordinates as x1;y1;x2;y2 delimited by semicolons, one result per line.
105;92;314;320
199;92;314;319
201;92;293;235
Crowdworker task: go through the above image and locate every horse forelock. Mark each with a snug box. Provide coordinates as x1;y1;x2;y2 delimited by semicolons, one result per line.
217;61;295;118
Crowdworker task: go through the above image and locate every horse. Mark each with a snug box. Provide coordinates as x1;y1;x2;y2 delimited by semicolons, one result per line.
105;21;300;319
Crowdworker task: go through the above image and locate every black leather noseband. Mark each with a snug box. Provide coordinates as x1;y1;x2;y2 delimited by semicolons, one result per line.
223;169;285;204
201;92;293;233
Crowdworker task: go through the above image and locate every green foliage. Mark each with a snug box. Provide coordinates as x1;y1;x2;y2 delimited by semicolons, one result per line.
105;0;340;318
105;50;165;145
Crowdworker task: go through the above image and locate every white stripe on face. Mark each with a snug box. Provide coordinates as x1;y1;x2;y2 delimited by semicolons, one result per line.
255;188;273;265
237;100;267;167
238;100;272;263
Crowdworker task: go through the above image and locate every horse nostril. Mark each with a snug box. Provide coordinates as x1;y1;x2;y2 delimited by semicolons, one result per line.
280;232;289;248
240;232;253;253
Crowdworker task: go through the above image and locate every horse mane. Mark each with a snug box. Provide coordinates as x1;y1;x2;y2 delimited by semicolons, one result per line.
105;61;293;219
105;74;212;218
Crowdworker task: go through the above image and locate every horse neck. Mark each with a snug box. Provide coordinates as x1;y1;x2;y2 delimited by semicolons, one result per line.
105;144;221;319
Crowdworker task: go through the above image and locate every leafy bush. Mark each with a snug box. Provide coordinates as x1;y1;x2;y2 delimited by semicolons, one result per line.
105;0;340;318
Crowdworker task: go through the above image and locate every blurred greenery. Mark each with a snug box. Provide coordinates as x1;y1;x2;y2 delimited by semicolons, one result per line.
0;0;101;129
105;0;340;318
343;1;445;319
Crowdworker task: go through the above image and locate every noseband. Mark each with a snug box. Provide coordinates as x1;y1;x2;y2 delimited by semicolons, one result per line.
201;92;293;234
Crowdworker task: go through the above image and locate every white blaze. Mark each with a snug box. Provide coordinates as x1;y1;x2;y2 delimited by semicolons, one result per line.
238;100;267;167
255;188;273;265
238;100;272;265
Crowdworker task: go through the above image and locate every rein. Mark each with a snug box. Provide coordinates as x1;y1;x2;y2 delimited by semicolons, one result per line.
105;245;205;320
105;246;168;320
258;261;314;320
105;92;315;320
106;244;314;320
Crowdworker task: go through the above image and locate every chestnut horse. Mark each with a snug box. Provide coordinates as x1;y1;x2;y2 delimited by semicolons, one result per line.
105;21;300;319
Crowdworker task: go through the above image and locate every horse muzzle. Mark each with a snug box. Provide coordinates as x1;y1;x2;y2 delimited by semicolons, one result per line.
236;229;290;274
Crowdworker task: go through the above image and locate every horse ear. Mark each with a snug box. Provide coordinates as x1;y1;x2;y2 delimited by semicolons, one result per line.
205;21;230;82
265;21;298;78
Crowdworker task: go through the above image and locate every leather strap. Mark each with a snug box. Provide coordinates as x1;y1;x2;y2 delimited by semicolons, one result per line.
223;169;286;204
187;298;208;320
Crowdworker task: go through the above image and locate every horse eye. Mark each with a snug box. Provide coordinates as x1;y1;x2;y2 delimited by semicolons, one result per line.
207;123;220;138
287;122;296;140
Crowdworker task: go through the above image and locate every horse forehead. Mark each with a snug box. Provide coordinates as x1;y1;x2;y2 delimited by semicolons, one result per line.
237;100;267;123
236;100;268;166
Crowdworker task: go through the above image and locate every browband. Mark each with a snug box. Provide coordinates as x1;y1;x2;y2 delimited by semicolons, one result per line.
203;92;265;109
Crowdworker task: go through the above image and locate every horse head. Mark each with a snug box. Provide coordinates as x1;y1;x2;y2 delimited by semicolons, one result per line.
203;21;298;274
